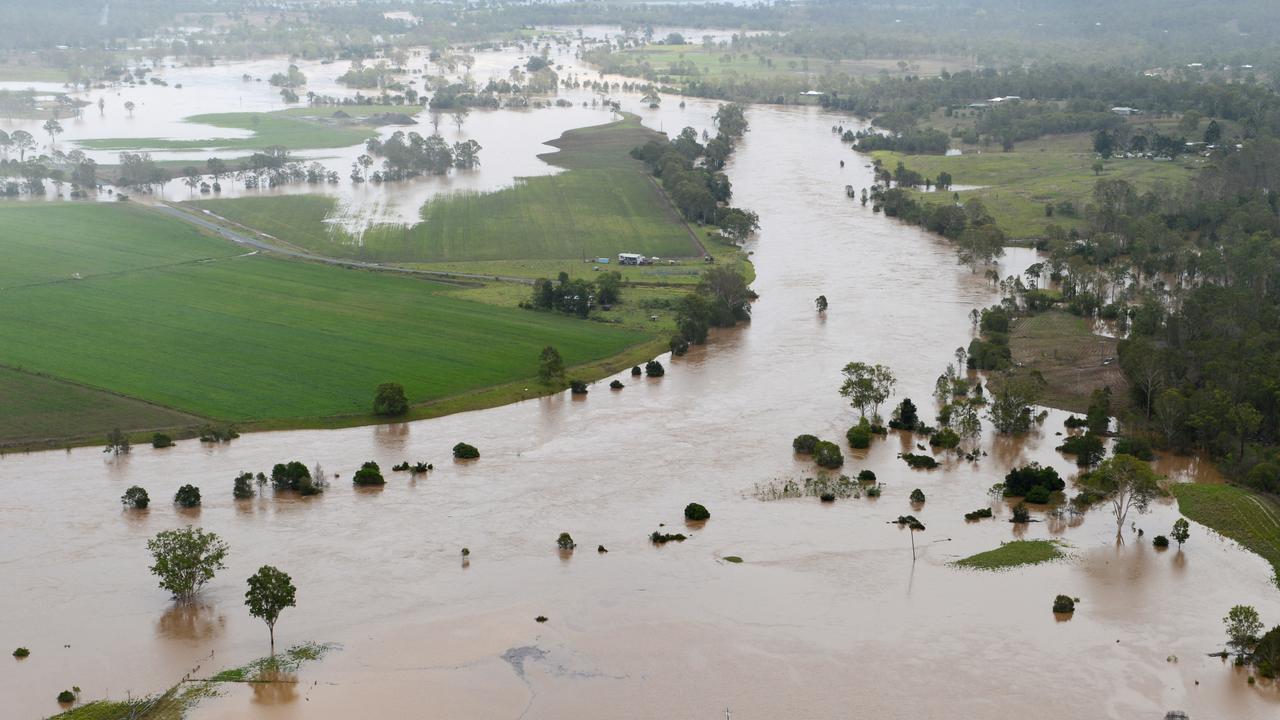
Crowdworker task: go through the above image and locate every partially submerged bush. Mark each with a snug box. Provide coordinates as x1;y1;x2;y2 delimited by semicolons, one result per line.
199;425;239;443
846;419;872;449
645;359;665;377
232;472;255;499
57;690;75;704
669;334;690;356
557;532;576;550
857;470;877;483
965;507;993;521
1025;486;1053;504
792;434;820;454
650;531;687;544
174;484;201;508
901;453;939;469
684;502;711;521
1053;595;1076;614
814;441;844;469
929;427;960;449
121;485;150;509
1057;432;1105;466
452;443;480;459
1113;436;1155;460
819;492;836;502
569;380;588;394
13;647;29;658
1003;463;1065;497
1153;535;1170;548
151;433;174;448
909;488;926;503
610;379;624;390
1011;502;1031;523
271;461;320;495
631;365;642;376
352;461;385;486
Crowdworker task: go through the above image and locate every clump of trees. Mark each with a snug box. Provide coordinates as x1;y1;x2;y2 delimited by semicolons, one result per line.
792;434;820;454
901;453;939;469
1002;463;1064;503
529;272;622;318
272;461;322;495
673;267;754;346
363;131;481;180
233;472;255;500
839;362;896;421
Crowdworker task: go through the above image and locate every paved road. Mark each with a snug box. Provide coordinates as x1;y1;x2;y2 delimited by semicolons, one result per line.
149;203;531;286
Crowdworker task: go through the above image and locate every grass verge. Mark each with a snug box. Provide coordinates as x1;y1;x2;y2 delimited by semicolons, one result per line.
953;540;1067;570
1172;483;1280;588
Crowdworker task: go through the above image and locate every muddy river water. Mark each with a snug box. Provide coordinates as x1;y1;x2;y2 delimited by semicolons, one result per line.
3;46;1280;720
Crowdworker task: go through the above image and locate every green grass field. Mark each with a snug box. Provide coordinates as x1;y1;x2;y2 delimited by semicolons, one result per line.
78;106;396;152
189;113;701;266
0;366;203;448
1009;311;1127;414
953;540;1067;570
0;203;242;288
0;203;647;431
872;133;1201;239
1172;483;1280;588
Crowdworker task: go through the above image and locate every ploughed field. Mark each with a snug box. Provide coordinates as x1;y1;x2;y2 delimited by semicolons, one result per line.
189;114;702;266
0;203;645;445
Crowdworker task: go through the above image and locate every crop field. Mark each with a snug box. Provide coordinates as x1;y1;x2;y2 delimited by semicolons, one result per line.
189;114;700;265
871;133;1201;239
0;203;647;428
77;107;394;152
1173;483;1280;587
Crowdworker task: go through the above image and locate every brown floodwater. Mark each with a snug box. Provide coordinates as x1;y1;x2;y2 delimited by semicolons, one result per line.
3;97;1280;720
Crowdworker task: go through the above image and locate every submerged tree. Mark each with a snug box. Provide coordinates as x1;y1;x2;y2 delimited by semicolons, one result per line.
1080;454;1163;539
815;295;828;313
1224;605;1263;660
245;565;296;653
104;428;130;455
147;527;229;602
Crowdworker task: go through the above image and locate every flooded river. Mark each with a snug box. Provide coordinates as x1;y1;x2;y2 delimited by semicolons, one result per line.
3;60;1280;720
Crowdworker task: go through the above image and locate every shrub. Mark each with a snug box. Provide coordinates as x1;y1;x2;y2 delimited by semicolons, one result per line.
909;488;926;503
792;434;820;454
723;556;743;563
1053;595;1076;613
631;365;642;376
151;433;174;448
846;418;873;449
645;359;665;377
901;453;938;469
684;502;711;521
1112;436;1155;460
373;382;409;416
1011;502;1031;523
121;485;150;509
57;690;75;704
965;507;993;520
199;425;239;443
866;484;883;497
232;472;255;499
557;532;576;550
352;461;385;486
857;470;877;483
888;398;920;431
610;379;624;389
820;492;836;502
13;647;29;658
669;334;690;356
174;484;201;508
930;427;960;449
1153;535;1170;548
650;531;688;544
814;441;844;469
569;380;588;394
535;615;548;623
1064;415;1088;429
453;442;480;459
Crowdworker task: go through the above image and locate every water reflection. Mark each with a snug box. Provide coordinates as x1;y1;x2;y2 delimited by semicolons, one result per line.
157;602;226;642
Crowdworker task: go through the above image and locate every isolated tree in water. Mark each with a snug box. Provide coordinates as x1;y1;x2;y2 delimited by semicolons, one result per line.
1171;518;1190;548
245;565;297;653
104;428;130;455
1080;455;1163;539
147;527;229;602
815;295;828;313
839;362;896;420
539;346;565;385
372;382;408;416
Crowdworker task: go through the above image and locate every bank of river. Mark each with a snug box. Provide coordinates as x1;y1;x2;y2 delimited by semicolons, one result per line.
3;104;1279;720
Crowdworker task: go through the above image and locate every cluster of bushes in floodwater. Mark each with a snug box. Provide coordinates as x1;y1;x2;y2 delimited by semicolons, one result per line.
754;471;880;501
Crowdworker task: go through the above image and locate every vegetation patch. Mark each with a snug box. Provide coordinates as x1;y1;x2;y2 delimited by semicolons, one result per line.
1172;484;1280;587
78;109;386;152
953;540;1067;570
